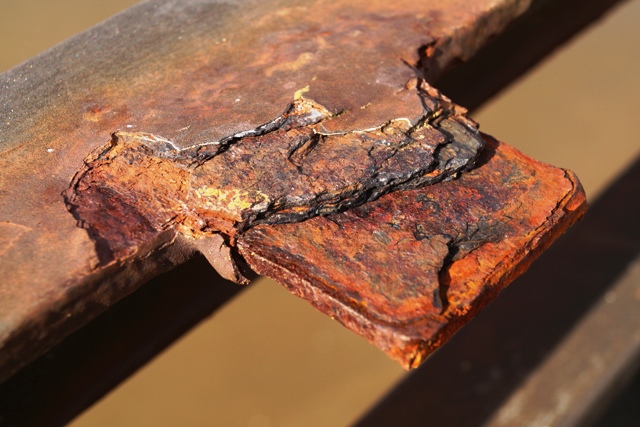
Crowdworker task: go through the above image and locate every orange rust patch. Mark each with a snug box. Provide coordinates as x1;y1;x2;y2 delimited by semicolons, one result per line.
238;136;586;368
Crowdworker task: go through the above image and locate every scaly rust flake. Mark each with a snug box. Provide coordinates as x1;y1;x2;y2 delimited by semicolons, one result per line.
0;0;554;380
238;137;587;368
64;83;484;278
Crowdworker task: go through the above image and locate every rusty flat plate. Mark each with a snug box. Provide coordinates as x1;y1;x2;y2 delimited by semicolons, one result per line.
0;0;586;379
239;137;585;368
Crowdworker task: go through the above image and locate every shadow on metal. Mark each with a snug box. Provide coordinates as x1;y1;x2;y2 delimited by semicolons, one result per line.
0;255;246;427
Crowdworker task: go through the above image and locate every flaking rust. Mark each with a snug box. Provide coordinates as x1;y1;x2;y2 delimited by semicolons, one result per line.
2;0;584;381
238;137;586;368
55;1;588;369
64;82;484;283
65;77;586;369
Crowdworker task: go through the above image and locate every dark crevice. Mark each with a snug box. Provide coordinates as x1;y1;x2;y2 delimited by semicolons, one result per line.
286;132;320;168
437;256;453;315
65;82;486;277
433;218;509;315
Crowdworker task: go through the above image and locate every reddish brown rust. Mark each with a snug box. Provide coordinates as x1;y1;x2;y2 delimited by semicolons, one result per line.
64;83;484;279
238;137;586;368
1;0;564;379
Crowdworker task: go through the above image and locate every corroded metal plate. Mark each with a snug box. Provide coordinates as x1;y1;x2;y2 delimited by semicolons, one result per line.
0;0;587;378
239;137;585;368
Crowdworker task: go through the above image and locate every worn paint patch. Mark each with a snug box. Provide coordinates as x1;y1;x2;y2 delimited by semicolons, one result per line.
265;52;314;77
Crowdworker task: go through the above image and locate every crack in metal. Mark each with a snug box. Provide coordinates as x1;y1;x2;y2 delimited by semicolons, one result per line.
64;85;485;283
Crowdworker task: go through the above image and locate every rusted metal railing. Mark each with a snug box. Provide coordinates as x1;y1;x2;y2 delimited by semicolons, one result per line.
0;0;636;425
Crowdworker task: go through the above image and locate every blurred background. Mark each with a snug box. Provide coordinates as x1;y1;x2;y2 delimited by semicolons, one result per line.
1;0;639;425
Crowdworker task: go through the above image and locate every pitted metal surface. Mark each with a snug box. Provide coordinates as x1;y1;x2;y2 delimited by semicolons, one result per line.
0;0;587;379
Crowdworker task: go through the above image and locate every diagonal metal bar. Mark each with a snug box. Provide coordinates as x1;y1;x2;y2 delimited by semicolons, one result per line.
0;255;245;427
1;0;553;382
0;0;624;422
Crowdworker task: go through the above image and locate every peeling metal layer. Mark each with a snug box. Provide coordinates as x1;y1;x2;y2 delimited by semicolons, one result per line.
0;0;553;379
64;83;483;275
239;137;586;368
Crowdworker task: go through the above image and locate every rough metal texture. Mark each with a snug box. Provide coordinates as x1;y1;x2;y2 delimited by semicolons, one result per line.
354;154;640;427
64;83;484;281
239;137;586;368
0;0;587;380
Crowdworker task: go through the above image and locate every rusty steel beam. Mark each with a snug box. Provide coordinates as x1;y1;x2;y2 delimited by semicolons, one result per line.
0;0;586;384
